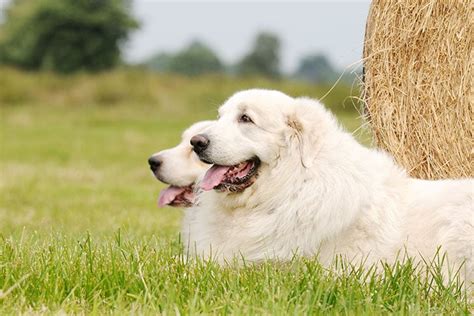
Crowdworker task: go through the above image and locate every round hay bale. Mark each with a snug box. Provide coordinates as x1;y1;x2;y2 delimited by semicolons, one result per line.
363;0;473;179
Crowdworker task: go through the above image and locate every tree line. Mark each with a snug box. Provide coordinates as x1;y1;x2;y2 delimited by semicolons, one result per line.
144;33;347;83
0;0;353;83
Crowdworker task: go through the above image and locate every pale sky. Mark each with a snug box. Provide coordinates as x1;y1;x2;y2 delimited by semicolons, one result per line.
0;0;371;73
125;1;371;72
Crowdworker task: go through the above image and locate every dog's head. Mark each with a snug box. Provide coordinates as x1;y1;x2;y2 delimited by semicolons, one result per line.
149;121;212;207
191;89;335;193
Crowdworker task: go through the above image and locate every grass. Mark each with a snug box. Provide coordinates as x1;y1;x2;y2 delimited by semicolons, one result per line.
0;68;470;314
0;233;469;314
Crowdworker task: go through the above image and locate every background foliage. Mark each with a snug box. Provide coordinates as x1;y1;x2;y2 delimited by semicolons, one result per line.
236;32;281;79
146;41;223;76
0;0;138;73
0;0;356;81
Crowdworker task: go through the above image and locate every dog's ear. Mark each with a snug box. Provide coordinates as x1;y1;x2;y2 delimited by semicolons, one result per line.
285;99;326;168
286;113;315;168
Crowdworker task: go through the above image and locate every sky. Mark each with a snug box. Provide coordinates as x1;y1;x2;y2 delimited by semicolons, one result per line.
0;0;371;73
124;1;371;73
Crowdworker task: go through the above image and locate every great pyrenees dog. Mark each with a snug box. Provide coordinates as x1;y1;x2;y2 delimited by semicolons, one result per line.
148;121;212;207
186;89;473;284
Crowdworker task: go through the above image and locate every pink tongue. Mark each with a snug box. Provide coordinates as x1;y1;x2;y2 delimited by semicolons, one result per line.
201;165;231;191
158;186;186;207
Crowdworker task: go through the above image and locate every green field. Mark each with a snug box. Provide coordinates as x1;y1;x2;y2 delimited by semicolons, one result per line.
0;69;469;314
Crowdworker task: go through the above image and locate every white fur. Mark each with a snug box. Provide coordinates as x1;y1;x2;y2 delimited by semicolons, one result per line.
150;121;212;186
182;89;474;285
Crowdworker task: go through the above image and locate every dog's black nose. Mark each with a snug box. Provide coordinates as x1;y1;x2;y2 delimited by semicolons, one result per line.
148;155;162;173
190;134;209;154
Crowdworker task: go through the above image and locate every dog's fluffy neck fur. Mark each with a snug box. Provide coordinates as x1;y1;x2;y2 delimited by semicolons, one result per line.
184;102;409;264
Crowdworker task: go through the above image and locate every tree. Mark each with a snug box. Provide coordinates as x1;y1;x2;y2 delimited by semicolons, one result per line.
146;41;223;76
293;54;338;83
145;53;173;72
236;32;281;79
0;0;138;73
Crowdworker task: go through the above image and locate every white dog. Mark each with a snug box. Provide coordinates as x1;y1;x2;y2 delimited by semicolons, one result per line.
148;121;212;207
185;89;473;284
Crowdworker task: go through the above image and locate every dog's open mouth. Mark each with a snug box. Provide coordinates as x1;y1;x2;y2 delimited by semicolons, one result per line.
200;158;260;192
158;185;195;207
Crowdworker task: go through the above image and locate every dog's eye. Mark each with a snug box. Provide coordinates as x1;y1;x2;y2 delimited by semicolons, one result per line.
238;114;253;123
